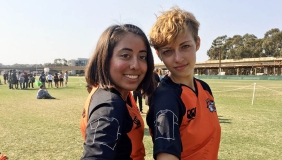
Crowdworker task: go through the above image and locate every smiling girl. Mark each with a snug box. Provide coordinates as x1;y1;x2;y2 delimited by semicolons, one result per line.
80;24;155;160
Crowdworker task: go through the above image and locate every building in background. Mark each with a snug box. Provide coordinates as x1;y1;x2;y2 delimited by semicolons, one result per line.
67;58;89;75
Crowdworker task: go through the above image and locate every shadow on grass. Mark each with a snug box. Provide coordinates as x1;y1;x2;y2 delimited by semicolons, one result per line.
218;115;231;124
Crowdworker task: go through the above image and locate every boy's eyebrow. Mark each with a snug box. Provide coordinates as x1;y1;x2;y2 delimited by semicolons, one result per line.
159;40;193;51
180;40;193;45
159;46;172;50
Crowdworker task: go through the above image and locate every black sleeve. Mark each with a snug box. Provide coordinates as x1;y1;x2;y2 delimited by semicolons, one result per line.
81;97;129;159
147;89;184;159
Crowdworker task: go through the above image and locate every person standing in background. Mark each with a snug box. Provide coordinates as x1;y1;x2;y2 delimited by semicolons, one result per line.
39;72;46;88
153;68;161;85
28;72;35;88
8;70;12;89
47;73;53;88
53;73;59;88
11;70;18;89
133;90;143;113
64;71;68;87
22;71;29;89
59;72;64;87
18;71;24;89
144;68;161;106
3;72;8;84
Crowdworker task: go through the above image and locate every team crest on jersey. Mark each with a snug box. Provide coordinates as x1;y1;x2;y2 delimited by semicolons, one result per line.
206;99;216;112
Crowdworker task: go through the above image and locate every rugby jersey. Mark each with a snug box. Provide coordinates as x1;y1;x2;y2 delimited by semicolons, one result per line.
146;76;221;160
80;87;145;160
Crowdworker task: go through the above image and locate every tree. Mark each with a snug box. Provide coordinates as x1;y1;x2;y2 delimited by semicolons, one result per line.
44;63;53;67
206;28;282;59
264;28;280;39
61;58;68;66
270;31;282;57
242;34;258;58
207;35;227;60
53;58;68;66
262;28;281;57
253;39;263;57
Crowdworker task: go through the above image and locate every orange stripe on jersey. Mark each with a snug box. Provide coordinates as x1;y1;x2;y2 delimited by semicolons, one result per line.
80;87;97;142
179;80;221;159
126;92;146;160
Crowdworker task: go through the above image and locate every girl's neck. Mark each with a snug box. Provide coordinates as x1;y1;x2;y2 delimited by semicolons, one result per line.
109;86;129;101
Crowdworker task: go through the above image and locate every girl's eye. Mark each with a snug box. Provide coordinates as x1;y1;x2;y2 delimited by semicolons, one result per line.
120;54;130;58
140;55;147;60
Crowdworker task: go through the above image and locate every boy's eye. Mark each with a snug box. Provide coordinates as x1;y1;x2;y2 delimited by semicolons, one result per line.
163;50;173;55
181;45;190;50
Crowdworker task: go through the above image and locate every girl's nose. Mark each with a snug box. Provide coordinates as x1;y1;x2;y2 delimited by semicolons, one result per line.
130;57;140;70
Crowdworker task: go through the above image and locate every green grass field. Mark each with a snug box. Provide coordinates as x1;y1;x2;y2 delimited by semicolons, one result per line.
0;77;281;159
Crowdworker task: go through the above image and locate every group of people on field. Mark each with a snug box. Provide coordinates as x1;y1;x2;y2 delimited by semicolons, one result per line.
80;6;221;160
2;70;69;100
2;70;35;89
38;71;68;88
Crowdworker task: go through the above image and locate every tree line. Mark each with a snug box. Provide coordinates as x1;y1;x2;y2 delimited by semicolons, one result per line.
2;28;281;67
207;28;282;60
44;58;68;67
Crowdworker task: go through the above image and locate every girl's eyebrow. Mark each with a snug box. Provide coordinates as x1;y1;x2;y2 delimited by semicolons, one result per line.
119;48;147;53
139;50;147;53
119;48;132;52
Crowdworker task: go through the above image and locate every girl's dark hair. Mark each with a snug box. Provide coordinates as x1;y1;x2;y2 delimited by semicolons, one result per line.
85;24;155;95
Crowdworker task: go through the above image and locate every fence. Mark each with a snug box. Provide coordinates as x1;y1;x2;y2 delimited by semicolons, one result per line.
194;75;282;80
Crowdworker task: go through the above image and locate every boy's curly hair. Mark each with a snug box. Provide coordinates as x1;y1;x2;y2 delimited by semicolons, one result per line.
149;6;200;50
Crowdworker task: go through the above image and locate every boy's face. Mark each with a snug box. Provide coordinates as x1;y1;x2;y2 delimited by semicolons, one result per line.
158;30;200;83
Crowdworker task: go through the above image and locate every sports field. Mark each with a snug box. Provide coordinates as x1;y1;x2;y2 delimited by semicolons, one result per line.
0;77;281;159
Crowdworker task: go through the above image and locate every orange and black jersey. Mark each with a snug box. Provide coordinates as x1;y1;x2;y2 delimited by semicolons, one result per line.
81;87;145;160
146;76;221;160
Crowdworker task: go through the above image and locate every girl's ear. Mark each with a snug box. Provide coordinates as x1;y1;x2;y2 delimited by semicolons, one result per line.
196;36;201;51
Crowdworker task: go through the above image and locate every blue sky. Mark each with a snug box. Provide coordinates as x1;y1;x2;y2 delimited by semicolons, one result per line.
1;0;281;65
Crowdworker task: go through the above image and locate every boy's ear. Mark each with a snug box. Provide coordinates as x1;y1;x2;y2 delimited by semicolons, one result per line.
196;36;201;51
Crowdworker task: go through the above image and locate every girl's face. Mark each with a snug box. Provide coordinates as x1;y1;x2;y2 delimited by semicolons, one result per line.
158;30;200;84
109;33;148;98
